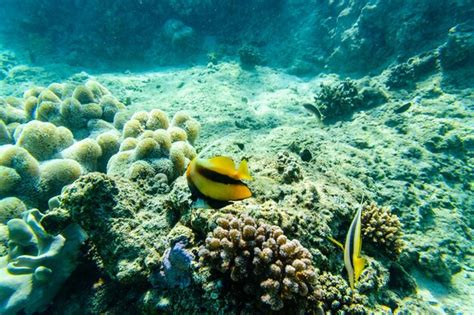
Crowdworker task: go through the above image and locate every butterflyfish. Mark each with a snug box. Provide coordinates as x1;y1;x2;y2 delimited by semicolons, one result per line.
329;203;366;290
186;156;252;208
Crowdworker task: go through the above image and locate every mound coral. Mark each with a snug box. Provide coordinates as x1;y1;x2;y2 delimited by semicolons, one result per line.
199;213;317;312
0;209;86;315
20;80;125;138
16;120;74;161
107;110;198;186
361;203;404;259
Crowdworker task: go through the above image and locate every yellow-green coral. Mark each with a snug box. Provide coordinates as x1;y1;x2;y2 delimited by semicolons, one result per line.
16;121;74;161
361;203;404;259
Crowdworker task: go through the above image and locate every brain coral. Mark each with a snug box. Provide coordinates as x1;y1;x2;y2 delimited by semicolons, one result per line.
20;80;125;138
107;110;198;185
198;213;317;312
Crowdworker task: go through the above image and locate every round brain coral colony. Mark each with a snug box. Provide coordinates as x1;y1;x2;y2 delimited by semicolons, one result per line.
198;214;317;312
21;80;126;138
107;110;199;185
361;202;404;259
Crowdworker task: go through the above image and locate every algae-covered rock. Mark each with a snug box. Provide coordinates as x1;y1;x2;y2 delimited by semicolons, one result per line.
58;173;164;285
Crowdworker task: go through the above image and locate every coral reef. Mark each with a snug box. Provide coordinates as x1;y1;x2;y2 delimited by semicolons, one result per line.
361;203;404;259
150;238;194;289
384;51;439;89
107;110;199;185
275;151;303;183
0;209;86;315
20;80;125;138
0;197;27;223
45;173;165;285
439;22;474;71
0;144;83;208
198;213;317;312
239;45;265;68
313;79;363;121
314;271;367;314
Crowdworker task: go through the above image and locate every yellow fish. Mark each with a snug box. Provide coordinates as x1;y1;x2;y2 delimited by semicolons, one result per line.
329;203;366;289
186;156;252;208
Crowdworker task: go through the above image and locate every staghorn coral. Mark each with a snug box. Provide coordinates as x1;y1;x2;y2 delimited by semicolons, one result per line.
313;79;363;121
198;213;317;312
361;203;404;259
314;271;367;314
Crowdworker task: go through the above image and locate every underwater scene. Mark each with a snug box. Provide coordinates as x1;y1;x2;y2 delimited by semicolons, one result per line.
0;1;473;314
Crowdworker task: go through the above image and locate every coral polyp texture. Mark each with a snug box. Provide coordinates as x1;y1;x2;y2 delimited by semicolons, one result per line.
0;209;86;315
107;110;199;185
0;80;200;210
21;80;126;138
198;213;317;312
314;271;367;314
313;79;363;121
361;203;404;259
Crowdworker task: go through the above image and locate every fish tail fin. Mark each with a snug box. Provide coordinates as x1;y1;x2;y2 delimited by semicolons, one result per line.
328;237;345;252
238;160;252;180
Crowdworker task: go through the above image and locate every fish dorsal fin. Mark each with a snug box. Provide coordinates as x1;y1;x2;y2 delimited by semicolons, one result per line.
237;160;252;180
206;156;236;174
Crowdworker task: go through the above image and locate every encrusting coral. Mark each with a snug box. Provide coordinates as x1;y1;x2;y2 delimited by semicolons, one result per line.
0;209;87;315
198;213;317;312
360;202;404;259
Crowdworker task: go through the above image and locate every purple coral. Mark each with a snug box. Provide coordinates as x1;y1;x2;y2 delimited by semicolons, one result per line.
152;239;194;289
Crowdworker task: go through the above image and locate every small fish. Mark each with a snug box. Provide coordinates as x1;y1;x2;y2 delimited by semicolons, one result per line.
394;102;411;114
329;203;366;289
186;156;252;208
302;103;323;120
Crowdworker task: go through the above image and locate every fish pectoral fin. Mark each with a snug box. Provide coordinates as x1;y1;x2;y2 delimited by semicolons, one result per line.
328;237;345;252
237;159;252;180
353;256;366;283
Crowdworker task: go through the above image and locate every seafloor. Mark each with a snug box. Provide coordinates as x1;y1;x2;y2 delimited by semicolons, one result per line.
0;2;473;315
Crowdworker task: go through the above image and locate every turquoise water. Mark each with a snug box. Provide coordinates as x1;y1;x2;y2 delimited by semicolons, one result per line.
0;1;473;314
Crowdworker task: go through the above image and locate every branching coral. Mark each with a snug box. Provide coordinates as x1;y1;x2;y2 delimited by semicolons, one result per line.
314;271;367;314
313;79;363;121
361;203;404;259
198;213;317;312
